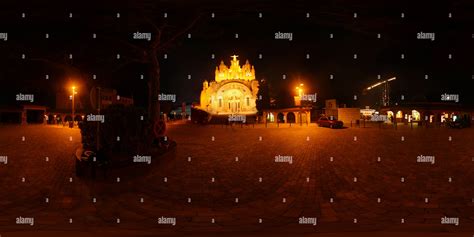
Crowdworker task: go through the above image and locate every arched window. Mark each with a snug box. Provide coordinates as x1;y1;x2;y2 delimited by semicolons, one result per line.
387;111;394;119
412;110;420;121
267;113;275;122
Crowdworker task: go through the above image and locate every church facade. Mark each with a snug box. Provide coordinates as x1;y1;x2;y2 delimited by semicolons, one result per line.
199;55;259;115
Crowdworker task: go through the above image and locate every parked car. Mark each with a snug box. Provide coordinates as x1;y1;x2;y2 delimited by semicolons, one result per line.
317;116;343;128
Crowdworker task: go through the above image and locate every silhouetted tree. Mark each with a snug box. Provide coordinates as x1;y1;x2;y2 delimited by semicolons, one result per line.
275;84;295;109
256;78;270;116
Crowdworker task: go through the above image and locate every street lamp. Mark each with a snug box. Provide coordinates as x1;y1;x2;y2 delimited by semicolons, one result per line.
296;83;304;98
71;86;77;127
295;83;304;105
295;83;304;126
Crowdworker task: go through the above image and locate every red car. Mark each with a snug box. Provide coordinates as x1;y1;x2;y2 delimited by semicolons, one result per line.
317;116;343;128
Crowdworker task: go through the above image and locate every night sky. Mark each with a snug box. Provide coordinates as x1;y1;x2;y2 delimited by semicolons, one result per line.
0;0;473;109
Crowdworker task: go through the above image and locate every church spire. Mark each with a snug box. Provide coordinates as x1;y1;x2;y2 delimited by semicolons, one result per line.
214;55;256;82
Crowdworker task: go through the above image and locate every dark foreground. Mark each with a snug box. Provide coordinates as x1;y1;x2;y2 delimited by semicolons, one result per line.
0;123;473;236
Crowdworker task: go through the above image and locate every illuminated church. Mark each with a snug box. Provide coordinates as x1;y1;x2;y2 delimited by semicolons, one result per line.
199;55;259;115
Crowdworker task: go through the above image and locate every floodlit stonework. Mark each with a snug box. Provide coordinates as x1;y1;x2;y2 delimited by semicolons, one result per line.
199;55;259;115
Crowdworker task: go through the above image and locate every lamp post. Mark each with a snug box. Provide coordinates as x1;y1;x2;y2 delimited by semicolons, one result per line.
71;86;76;127
296;84;303;98
296;84;303;126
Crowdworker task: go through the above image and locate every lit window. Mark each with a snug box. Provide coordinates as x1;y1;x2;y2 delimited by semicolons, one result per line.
387;111;394;119
267;113;275;122
412;110;420;121
396;111;403;118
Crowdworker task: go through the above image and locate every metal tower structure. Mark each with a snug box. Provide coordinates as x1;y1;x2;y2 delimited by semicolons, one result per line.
364;77;396;106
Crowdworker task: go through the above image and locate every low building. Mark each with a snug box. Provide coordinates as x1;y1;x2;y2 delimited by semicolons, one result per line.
48;88;134;124
263;107;311;124
323;99;360;124
324;99;338;118
0;104;47;124
338;108;361;125
99;88;134;108
380;102;474;124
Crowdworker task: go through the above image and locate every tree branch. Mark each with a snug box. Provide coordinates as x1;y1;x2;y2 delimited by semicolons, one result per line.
157;13;203;52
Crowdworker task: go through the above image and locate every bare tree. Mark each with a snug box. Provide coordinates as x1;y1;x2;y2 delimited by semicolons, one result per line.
107;11;203;142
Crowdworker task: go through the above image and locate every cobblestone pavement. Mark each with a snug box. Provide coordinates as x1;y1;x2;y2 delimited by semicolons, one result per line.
0;123;474;236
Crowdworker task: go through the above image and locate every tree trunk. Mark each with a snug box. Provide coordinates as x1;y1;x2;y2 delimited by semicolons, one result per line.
149;50;161;130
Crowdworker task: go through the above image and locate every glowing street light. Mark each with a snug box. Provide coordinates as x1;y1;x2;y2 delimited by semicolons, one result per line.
295;83;304;126
296;83;304;97
71;86;77;127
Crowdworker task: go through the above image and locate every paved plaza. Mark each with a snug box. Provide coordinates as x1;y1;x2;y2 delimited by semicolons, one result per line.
0;123;473;236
